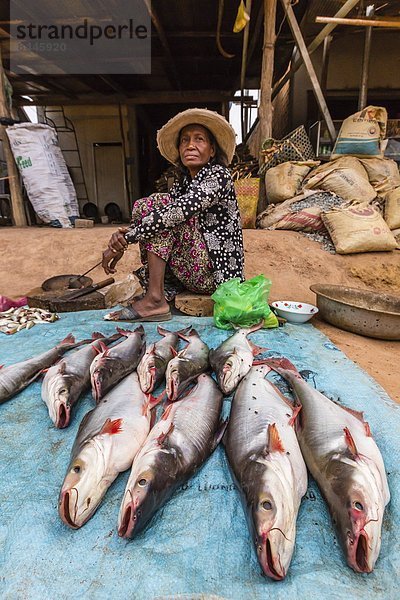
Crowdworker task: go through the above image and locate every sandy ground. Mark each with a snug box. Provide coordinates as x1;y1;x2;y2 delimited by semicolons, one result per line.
1;226;399;403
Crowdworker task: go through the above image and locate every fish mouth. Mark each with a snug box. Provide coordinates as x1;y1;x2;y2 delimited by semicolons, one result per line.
257;532;287;581
56;403;70;429
59;489;78;529
118;501;141;539
349;532;371;573
92;374;102;403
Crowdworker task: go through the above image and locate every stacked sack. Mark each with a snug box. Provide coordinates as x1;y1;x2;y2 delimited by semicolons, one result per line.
257;106;400;254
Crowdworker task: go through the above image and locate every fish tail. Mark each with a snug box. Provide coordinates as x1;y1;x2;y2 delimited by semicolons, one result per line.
265;357;302;377
177;327;198;342
91;331;105;340
57;333;76;346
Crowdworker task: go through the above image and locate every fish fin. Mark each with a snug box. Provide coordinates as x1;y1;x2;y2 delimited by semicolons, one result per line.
157;325;172;337
161;402;174;421
143;390;166;415
248;340;269;356
247;320;264;334
252;360;271;369
267;423;285;453
100;418;123;435
364;421;372;437
58;361;67;374
91;331;105;340
211;418;229;451
170;345;179;357
156;422;174;445
176;325;192;336
97;340;109;354
265;357;302;376
58;333;76;346
332;400;365;423
116;326;133;337
0;364;3;369
288;405;302;427
344;427;359;457
177;327;198;342
92;344;103;355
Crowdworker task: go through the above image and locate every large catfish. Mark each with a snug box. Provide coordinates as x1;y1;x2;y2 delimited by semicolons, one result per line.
266;357;390;574
165;328;209;401
42;332;121;428
224;364;307;580
118;373;224;538
59;372;157;528
137;325;191;394
209;322;266;395
0;334;79;404
90;326;146;402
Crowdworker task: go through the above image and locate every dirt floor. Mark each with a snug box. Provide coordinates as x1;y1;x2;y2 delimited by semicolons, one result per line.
1;226;399;403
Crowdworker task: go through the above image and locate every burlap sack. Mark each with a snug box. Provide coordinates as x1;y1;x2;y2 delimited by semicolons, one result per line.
359;157;400;193
265;160;320;204
273;206;325;232
384;187;400;230
304;157;376;203
322;205;397;254
331;106;387;159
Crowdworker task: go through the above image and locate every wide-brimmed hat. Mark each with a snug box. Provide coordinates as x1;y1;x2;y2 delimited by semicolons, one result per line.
157;108;237;165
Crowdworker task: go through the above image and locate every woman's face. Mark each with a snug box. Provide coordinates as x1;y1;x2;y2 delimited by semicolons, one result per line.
178;124;215;178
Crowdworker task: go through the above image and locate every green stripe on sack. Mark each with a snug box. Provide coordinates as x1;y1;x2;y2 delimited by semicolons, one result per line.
333;138;380;155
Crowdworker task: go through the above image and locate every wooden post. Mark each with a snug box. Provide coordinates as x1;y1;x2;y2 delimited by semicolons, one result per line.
0;49;27;226
272;0;360;100
258;0;277;146
281;0;336;142
358;6;374;110
315;16;400;29
240;0;252;141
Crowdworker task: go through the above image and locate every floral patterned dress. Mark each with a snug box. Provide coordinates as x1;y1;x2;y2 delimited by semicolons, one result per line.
127;162;244;300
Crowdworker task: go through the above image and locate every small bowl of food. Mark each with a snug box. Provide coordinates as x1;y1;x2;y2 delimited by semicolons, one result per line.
271;301;319;324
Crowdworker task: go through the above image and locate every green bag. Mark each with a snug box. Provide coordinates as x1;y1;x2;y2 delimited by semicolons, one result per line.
211;275;279;330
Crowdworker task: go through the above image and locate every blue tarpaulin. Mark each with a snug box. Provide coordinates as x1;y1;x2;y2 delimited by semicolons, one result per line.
0;312;399;600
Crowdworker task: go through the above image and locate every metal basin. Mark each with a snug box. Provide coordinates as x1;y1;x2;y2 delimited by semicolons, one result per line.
42;275;93;292
310;284;400;340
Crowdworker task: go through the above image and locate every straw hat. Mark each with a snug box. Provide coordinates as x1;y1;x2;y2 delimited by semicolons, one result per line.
157;108;237;165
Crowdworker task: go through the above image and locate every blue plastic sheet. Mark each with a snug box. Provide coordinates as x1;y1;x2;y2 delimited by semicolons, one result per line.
0;312;399;600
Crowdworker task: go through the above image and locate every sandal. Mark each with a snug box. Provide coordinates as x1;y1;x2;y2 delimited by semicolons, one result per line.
104;306;172;322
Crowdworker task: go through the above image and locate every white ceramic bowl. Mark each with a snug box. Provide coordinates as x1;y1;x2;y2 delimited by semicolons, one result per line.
271;300;319;324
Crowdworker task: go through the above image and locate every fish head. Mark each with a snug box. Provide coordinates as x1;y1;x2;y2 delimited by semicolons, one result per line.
219;349;248;394
249;460;297;580
47;373;75;428
166;357;189;401
118;450;177;538
137;346;163;394
90;358;116;402
59;442;110;528
330;459;385;574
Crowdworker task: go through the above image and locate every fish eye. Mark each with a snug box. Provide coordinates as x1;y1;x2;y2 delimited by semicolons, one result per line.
138;478;147;487
262;500;272;511
354;501;364;511
73;465;81;473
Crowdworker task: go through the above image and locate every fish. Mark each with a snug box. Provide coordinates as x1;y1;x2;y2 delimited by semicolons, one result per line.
165;328;209;401
59;372;158;529
224;364;307;580
209;322;266;395
42;331;121;429
90;326;146;402
137;325;191;394
0;306;58;335
118;373;224;538
266;357;390;574
0;333;79;404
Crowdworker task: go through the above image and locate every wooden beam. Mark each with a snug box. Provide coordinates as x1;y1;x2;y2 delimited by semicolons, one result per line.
144;0;181;90
315;16;400;29
281;0;336;142
240;0;252;140
0;47;27;226
258;0;277;145
272;0;360;100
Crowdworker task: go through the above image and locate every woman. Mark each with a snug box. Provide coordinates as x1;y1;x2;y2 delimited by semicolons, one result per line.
102;108;244;322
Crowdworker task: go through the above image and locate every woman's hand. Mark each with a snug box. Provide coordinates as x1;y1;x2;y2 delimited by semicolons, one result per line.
102;227;131;273
102;248;124;274
108;227;129;253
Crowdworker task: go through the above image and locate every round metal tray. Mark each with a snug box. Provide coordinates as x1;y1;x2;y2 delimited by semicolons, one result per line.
42;274;93;292
310;284;400;340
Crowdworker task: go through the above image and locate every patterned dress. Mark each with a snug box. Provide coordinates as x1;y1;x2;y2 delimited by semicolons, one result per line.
126;162;244;299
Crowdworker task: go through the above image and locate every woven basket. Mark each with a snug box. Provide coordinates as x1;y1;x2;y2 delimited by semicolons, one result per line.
260;126;315;175
234;177;260;228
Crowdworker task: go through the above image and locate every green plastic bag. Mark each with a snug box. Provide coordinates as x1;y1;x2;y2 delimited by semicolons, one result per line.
211;274;279;330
